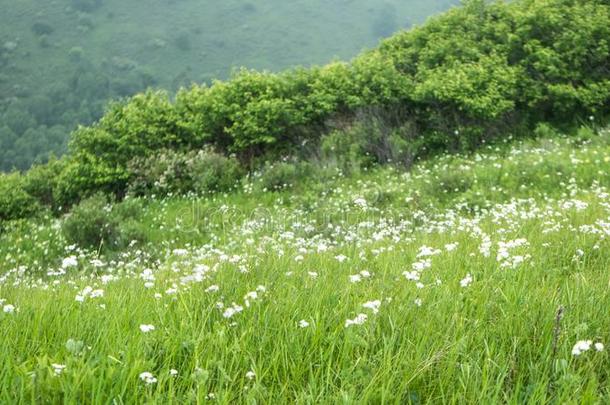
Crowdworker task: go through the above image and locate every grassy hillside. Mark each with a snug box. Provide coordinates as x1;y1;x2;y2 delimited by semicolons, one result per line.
1;0;607;224
0;127;609;402
0;0;457;170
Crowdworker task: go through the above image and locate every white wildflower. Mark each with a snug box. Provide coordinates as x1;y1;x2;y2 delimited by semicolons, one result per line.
362;300;381;314
139;324;155;333
345;313;368;328
572;340;593;356
460;274;473;288
51;363;66;376
139;371;157;385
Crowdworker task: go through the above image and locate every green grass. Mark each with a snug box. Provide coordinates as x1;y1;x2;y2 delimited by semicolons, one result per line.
0;129;610;402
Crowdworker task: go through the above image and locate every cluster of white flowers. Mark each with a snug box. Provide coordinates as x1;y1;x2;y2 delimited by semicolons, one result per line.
139;371;157;385
348;270;371;283
362;300;381;314
345;313;368;328
572;340;604;356
139;324;155;333
460;274;473;288
61;256;78;269
75;286;104;302
51;363;66;376
497;239;530;269
222;303;244;319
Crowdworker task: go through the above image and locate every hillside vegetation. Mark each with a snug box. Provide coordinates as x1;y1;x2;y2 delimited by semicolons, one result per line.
0;128;609;402
1;0;610;401
0;0;608;224
0;0;456;170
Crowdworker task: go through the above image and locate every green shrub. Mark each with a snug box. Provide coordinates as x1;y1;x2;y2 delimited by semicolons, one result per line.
190;151;244;193
0;172;41;222
22;158;65;210
255;161;313;192
61;193;146;250
321;108;418;173
127;149;244;197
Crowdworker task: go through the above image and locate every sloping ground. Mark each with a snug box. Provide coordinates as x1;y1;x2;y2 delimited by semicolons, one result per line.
0;129;609;402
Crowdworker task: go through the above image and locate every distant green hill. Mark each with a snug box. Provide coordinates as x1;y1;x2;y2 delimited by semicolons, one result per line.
0;0;457;170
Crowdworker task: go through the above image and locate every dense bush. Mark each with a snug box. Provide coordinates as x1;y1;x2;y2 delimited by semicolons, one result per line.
127;148;243;197
61;193;146;250
321;107;417;172
255;161;314;192
22;158;65;210
0;173;41;222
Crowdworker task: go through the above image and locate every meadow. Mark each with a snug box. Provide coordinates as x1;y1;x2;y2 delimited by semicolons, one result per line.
1;128;609;402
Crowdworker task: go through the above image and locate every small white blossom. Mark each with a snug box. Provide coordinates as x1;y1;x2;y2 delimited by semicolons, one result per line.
572;340;593;356
139;371;157;385
51;363;66;376
62;256;78;268
460;274;473;288
362;300;381;314
205;285;219;293
139;324;155;333
345;313;368;328
335;254;348;263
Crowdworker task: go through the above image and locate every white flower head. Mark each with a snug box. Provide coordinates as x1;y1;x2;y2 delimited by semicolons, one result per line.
139;324;155;333
62;256;78;269
335;254;348;263
572;340;593;356
460;274;473;288
298;319;310;328
362;300;381;314
139;371;157;385
51;363;66;376
345;313;368;328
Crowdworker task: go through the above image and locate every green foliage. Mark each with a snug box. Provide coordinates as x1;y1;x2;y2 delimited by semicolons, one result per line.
0;173;41;222
61;193;145;250
66;90;186;198
127;149;244;197
4;0;610;217
322;108;418;173
22;158;65;210
255;161;314;192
